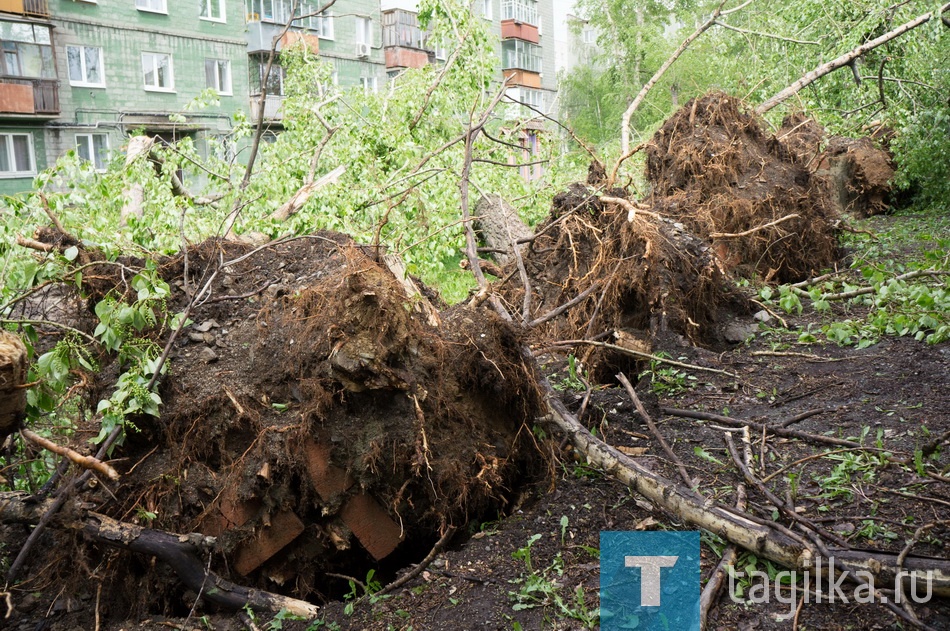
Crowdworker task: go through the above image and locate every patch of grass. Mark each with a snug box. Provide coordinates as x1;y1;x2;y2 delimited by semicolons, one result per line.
507;532;599;628
638;352;698;397
759;207;950;347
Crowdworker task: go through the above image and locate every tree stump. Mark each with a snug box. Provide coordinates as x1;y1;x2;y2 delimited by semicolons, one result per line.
0;331;28;442
473;194;532;266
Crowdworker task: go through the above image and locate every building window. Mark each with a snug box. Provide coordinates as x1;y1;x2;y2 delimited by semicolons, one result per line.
382;10;424;49
355;16;372;47
359;76;377;94
582;26;596;45
66;46;104;87
200;0;225;22
482;0;492;19
312;10;334;39
205;59;231;95
141;52;173;91
501;39;541;72
135;0;167;14
0;23;55;78
250;54;284;96
249;0;325;28
500;0;538;25
76;133;109;171
0;133;35;177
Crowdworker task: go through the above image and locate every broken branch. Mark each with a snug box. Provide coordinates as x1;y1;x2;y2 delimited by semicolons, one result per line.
20;428;119;481
756;4;947;114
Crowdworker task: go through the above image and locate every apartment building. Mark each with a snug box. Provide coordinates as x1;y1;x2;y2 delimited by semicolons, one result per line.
0;0;556;196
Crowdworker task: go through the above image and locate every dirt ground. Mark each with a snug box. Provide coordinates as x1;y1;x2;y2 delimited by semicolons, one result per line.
6;209;948;631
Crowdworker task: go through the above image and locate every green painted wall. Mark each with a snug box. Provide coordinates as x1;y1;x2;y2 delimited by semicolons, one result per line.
48;0;249;170
314;0;386;89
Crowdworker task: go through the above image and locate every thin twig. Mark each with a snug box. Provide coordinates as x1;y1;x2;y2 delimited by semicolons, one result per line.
661;407;871;449
617;372;694;488
709;214;799;238
545;340;741;379
526;283;600;328
376;526;456;596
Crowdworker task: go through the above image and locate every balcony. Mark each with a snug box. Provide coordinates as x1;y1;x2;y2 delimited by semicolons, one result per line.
0;78;59;115
382;10;431;69
250;94;283;121
501;20;538;44
501;40;541;73
0;0;50;18
500;0;538;26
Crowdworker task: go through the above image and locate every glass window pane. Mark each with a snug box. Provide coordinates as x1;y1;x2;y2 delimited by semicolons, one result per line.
143;55;155;86
33;26;51;45
205;59;216;88
67;46;82;82
84;47;101;83
19;43;42;77
9;23;33;43
0;136;10;172
217;62;229;92
93;135;108;169
12;135;31;172
157;55;168;87
77;135;91;161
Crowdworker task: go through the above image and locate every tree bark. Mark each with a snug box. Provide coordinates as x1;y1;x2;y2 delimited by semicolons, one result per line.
473;194;532;267
0;331;27;442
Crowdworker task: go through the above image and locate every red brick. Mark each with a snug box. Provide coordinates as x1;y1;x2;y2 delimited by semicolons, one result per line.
200;486;261;537
232;509;305;576
302;439;354;500
340;493;403;560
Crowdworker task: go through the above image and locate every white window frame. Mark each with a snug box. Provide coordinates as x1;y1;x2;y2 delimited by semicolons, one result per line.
0;133;36;178
482;0;492;20
355;16;372;47
359;76;377;95
75;132;110;171
135;0;167;14
141;52;174;92
66;45;105;88
205;58;232;95
199;0;226;22
314;11;334;39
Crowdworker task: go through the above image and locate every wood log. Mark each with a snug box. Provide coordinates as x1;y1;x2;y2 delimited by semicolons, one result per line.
0;331;28;442
473;194;532;267
0;492;319;617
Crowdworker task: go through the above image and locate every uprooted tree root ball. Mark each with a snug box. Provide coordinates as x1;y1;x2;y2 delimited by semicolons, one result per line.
499;184;745;381
646;92;840;283
31;233;548;617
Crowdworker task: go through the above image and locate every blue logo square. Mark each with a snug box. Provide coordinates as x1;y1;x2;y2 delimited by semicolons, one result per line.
600;531;700;631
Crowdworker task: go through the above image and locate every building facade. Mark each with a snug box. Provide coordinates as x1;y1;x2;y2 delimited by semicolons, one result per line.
0;0;557;196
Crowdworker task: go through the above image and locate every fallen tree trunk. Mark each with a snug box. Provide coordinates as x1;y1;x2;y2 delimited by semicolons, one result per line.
756;3;950;114
536;372;950;598
0;492;320;617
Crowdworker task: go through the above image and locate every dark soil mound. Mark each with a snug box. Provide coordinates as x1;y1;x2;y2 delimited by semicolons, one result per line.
646;92;839;282
777;112;825;167
28;233;546;617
